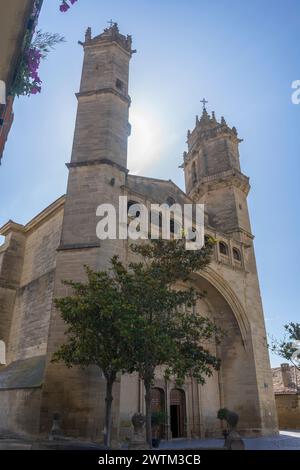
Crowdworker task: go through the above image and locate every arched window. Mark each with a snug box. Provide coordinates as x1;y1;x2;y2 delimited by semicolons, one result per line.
219;241;228;256
116;78;125;91
127;200;138;211
166;196;176;207
191;161;197;184
127;200;140;217
233;247;241;261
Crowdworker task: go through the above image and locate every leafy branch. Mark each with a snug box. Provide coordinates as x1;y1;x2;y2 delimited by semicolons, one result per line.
269;322;300;371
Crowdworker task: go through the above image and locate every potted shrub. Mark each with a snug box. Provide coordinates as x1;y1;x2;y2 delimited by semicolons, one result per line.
217;408;245;450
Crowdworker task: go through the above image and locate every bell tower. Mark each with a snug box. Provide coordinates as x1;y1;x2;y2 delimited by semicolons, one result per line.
40;23;135;440
183;105;251;235
59;23;135;251
182;105;278;435
71;22;134;169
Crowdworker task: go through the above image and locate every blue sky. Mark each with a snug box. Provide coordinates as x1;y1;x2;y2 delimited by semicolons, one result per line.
0;0;299;367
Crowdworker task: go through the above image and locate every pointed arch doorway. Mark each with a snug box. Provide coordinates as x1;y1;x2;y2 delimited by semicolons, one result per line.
170;389;186;438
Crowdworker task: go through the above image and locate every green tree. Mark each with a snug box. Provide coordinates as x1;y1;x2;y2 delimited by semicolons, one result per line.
53;238;223;448
112;238;223;446
52;267;134;448
270;322;300;371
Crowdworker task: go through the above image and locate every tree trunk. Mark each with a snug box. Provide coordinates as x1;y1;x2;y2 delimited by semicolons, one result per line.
144;377;152;448
104;376;114;448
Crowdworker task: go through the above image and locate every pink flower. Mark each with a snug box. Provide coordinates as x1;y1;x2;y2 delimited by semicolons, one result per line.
59;0;77;12
60;2;70;12
30;85;41;95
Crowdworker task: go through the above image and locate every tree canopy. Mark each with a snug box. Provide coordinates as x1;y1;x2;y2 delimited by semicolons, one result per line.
53;238;224;447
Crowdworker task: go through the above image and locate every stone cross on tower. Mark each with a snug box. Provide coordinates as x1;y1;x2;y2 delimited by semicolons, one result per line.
200;98;208;110
107;19;117;28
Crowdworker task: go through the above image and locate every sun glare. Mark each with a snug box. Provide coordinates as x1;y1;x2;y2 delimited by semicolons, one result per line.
128;109;166;174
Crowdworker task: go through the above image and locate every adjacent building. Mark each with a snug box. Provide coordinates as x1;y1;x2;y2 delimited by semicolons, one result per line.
272;364;300;430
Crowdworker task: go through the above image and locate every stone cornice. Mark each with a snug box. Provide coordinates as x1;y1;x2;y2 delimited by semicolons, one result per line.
190;169;250;199
0;220;25;236
76;87;131;105
67;158;129;174
57;242;100;251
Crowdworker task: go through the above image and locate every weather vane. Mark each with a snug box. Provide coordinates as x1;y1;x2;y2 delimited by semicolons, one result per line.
200;98;208;110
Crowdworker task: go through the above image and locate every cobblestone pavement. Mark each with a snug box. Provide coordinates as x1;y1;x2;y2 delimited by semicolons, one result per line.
159;430;300;450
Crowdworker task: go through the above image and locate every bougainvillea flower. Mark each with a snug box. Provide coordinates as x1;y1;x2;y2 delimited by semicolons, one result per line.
60;2;70;12
60;0;78;12
30;85;42;94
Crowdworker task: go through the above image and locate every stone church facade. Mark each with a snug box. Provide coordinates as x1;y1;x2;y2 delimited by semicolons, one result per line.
0;24;278;441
